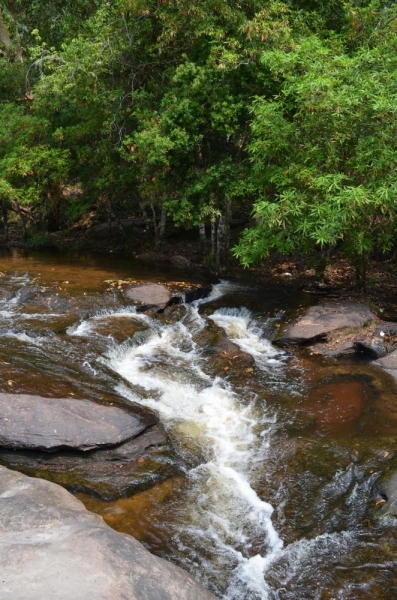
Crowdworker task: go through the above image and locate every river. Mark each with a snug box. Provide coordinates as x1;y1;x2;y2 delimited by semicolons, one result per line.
0;248;396;599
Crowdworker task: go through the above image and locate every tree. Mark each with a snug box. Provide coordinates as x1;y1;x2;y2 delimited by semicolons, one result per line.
234;2;397;286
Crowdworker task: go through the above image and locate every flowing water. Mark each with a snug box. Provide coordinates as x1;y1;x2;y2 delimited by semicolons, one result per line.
0;248;397;599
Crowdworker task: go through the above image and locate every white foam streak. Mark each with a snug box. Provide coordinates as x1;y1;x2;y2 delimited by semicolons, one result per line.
67;307;149;337
107;305;284;598
209;308;283;370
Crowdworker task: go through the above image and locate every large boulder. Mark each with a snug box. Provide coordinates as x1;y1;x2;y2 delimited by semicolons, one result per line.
276;302;374;347
0;466;215;600
0;394;156;452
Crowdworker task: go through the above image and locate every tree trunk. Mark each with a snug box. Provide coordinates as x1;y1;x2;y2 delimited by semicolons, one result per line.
140;203;150;233
0;10;11;47
159;206;166;241
354;254;368;289
199;224;206;251
151;203;159;248
211;220;217;255
2;203;8;242
216;215;226;273
223;201;232;254
15;201;27;239
107;197;112;238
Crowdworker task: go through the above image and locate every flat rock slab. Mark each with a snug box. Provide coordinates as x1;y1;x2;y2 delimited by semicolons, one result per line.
0;394;156;452
122;281;212;312
276;302;374;347
0;425;180;500
124;283;172;311
0;466;215;600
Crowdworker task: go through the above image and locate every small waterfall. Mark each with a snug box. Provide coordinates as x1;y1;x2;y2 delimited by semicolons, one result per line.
104;295;286;598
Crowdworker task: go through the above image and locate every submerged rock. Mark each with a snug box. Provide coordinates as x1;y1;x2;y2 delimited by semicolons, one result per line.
0;424;181;500
276;302;374;347
0;466;215;600
0;393;156;452
303;380;364;433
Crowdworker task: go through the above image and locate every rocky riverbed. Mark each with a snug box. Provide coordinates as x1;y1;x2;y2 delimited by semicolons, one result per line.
0;250;397;599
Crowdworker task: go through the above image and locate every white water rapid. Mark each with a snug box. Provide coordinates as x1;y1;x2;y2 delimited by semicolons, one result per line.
96;286;287;598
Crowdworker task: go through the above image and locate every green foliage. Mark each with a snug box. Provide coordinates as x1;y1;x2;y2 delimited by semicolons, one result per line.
234;2;397;283
1;0;397;282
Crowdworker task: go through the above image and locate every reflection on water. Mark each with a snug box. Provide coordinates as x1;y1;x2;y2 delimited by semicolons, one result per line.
0;249;396;599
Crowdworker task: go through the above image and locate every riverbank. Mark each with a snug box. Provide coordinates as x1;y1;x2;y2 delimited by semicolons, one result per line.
4;223;397;321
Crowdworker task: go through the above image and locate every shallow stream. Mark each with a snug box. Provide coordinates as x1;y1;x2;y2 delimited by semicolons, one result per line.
0;249;396;599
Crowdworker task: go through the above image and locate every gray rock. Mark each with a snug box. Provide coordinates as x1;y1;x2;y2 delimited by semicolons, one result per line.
124;282;212;312
0;466;215;600
276;302;374;347
374;470;397;520
0;424;181;500
375;349;397;383
124;283;172;311
0;394;157;452
354;324;397;358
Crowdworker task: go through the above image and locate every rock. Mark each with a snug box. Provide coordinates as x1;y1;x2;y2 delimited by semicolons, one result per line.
0;394;157;452
373;470;397;520
87;220;136;239
354;324;397;358
182;283;212;304
0;424;181;500
124;283;172;311
215;336;255;368
123;282;212;312
276;302;374;347
171;255;192;268
375;349;397;384
0;466;215;600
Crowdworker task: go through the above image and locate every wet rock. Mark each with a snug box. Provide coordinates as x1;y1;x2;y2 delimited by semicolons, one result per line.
0;393;157;452
354;325;397;359
276;302;374;347
215;335;255;368
124;283;172;311
123;281;211;312
375;349;397;384
373;470;397;520
0;466;215;600
0;424;181;500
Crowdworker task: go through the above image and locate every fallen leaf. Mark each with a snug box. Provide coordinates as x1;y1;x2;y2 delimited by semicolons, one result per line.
7;380;14;386
137;457;144;463
375;499;386;506
384;451;390;458
224;366;229;371
245;368;254;373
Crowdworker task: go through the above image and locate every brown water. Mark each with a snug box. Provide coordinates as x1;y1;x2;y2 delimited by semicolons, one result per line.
0;248;396;599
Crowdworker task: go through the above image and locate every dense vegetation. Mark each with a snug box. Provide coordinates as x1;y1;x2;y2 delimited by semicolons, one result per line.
0;1;396;281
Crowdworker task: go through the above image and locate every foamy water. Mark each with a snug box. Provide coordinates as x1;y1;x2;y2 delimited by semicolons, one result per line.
101;289;286;598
